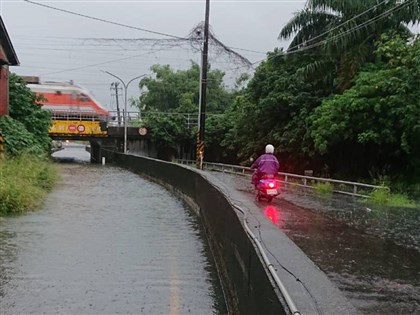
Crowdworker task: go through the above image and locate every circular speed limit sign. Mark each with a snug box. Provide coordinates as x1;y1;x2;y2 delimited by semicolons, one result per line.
77;124;85;132
138;127;148;136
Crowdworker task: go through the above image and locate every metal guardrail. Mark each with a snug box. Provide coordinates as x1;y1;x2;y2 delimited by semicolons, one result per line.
176;160;389;198
107;111;223;128
50;110;108;121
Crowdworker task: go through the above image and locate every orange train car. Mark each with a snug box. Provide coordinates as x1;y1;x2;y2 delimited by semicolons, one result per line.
27;80;109;117
26;79;109;137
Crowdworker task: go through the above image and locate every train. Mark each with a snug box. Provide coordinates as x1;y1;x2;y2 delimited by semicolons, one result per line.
24;77;109;137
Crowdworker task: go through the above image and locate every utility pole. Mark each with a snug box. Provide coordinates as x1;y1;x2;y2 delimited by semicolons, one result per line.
111;82;122;126
196;0;210;170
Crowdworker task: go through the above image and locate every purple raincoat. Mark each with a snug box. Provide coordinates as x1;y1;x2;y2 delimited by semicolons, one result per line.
251;153;279;184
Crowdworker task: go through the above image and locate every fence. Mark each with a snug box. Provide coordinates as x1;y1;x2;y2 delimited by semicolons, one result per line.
176;160;389;198
107;111;222;128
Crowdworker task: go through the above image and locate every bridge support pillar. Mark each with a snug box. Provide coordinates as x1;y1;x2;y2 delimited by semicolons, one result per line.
90;141;102;164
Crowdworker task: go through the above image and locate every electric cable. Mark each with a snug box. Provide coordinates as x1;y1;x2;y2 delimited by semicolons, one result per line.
22;0;257;67
285;0;414;55
40;48;169;76
283;0;390;51
251;0;414;65
24;0;187;40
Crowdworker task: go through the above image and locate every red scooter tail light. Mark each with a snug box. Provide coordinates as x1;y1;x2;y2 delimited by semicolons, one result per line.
268;181;275;188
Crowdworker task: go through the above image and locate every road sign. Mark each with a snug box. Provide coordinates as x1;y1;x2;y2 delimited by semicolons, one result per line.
68;125;76;132
77;124;85;132
138;127;147;136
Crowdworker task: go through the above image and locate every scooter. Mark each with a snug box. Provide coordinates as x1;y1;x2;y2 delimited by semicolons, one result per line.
255;175;280;202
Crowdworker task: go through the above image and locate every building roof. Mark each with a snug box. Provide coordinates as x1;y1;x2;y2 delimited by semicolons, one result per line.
0;16;19;66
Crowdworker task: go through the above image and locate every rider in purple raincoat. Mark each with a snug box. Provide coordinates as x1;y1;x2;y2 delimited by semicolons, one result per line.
251;144;279;187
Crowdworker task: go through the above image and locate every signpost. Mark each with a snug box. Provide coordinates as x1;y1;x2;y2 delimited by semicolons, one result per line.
138;127;147;136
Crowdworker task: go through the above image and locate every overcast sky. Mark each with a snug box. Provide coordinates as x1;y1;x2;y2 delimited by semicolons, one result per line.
2;0;306;110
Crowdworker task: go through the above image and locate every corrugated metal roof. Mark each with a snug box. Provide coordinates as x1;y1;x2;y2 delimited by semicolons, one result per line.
0;16;19;66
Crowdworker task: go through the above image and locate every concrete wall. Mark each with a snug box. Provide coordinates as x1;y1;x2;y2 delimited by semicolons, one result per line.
101;150;358;315
102;150;287;315
127;139;157;158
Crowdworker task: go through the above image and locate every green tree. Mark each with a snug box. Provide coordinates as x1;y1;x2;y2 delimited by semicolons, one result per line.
279;0;419;88
221;50;327;171
135;63;237;160
0;73;51;156
309;33;420;180
138;63;234;113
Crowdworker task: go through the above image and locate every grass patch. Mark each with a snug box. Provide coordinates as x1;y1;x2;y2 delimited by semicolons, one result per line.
313;182;333;195
0;155;58;215
369;188;418;208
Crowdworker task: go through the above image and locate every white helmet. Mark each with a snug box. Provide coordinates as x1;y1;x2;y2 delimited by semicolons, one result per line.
265;144;274;154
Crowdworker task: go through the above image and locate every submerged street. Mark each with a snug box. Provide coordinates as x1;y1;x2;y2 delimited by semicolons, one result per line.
1;143;419;315
212;173;420;315
0;144;226;314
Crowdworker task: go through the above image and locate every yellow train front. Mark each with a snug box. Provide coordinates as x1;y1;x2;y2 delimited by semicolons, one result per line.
49;119;107;139
27;80;109;139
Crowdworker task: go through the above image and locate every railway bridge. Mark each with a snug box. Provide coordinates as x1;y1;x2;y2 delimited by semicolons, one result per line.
48;111;152;163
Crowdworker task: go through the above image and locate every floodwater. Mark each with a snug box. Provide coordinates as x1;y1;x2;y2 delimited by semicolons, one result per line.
0;144;226;314
213;173;420;315
271;199;420;315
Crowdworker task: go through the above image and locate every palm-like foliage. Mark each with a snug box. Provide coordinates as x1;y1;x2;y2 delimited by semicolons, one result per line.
279;0;420;89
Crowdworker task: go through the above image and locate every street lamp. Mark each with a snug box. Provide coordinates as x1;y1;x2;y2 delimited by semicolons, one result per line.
102;71;147;154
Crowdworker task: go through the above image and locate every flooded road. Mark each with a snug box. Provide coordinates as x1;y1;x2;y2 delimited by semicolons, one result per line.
271;200;420;315
213;172;420;315
0;144;226;314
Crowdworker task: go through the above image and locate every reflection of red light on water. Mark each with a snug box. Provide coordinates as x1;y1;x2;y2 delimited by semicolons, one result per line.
264;205;283;228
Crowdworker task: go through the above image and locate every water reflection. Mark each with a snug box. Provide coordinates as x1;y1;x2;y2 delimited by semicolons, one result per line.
209;172;420;315
265;199;420;315
282;190;420;250
51;142;90;163
263;205;284;229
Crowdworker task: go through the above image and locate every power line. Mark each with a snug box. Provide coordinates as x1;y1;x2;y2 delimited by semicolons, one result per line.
252;0;414;64
286;0;414;55
24;0;187;40
23;1;258;66
225;0;413;72
40;48;169;76
13;34;266;55
284;0;390;52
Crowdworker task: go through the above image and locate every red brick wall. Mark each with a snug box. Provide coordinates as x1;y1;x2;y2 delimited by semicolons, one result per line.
0;65;8;116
